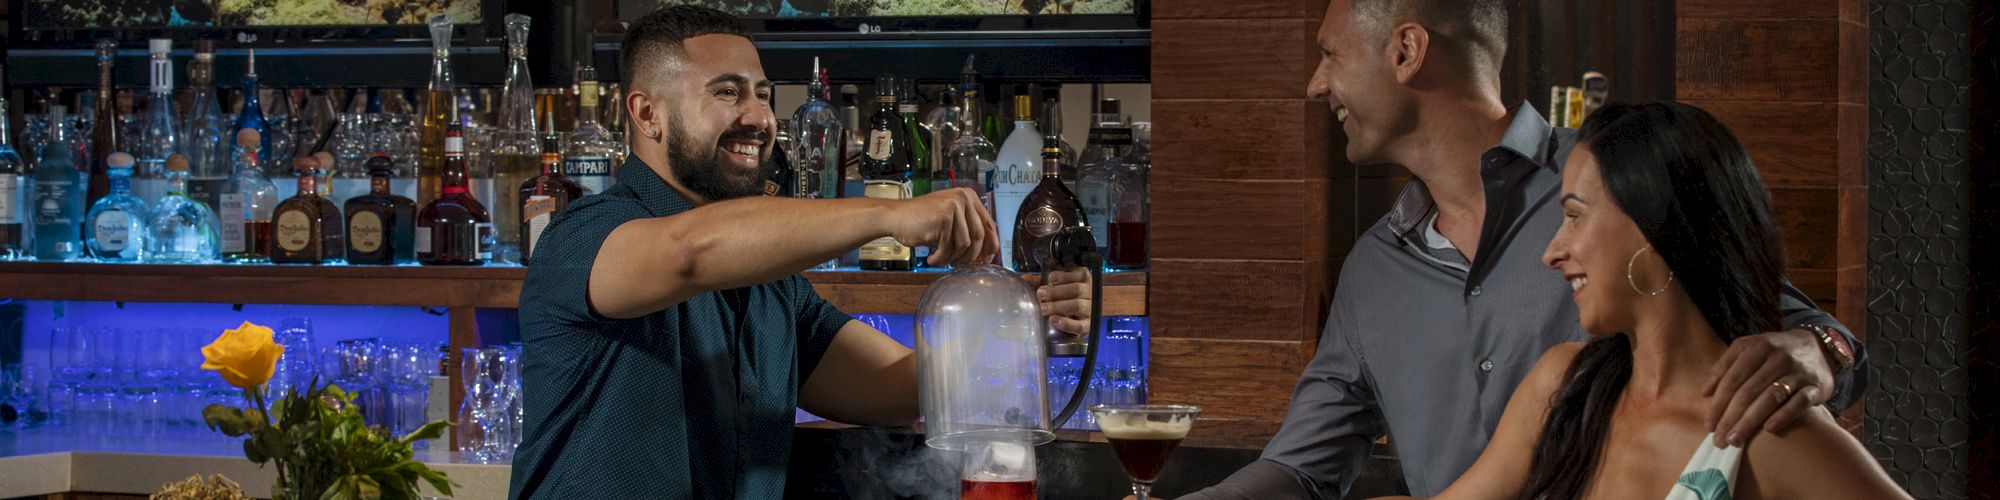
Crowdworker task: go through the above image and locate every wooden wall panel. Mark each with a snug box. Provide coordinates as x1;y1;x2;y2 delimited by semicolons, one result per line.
1150;179;1328;261
1151;99;1330;180
1148;339;1311;421
1149;259;1327;342
1682;100;1841;187
1676;0;1841;20
1152;19;1318;100
1677;19;1842;102
1771;187;1841;271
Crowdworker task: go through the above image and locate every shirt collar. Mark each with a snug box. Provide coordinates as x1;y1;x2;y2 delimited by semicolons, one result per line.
618;156;695;217
1385;102;1561;240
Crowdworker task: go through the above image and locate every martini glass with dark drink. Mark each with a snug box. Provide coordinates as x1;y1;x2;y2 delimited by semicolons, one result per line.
1091;404;1200;499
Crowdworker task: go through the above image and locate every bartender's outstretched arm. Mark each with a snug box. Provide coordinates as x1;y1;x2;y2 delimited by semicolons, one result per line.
588;188;1000;319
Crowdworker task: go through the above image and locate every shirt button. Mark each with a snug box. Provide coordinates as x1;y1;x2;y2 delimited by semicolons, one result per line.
1480;359;1494;372
1470;286;1483;297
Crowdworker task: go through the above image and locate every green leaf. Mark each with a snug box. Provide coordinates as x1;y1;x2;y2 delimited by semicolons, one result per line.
203;404;257;436
243;437;269;464
396;421;452;446
415;466;454;496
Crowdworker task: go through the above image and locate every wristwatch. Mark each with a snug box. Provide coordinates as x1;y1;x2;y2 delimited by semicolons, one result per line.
1803;324;1855;376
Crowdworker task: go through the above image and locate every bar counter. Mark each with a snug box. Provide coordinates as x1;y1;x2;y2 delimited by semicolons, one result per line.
0;426;1409;499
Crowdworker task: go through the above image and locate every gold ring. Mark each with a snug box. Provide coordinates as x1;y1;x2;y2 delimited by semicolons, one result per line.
1770;380;1795;402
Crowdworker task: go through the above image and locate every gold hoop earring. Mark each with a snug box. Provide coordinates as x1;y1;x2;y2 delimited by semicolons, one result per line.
1627;246;1674;296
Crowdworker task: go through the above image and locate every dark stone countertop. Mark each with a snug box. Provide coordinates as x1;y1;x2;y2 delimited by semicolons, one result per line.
786;427;1409;499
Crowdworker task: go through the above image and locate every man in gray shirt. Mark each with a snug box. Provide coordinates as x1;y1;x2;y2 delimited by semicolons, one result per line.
1178;1;1867;498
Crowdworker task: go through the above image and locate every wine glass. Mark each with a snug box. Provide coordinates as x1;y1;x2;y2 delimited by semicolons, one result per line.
1089;404;1200;500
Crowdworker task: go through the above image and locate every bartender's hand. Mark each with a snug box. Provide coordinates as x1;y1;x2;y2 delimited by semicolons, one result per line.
1039;267;1094;335
884;188;1000;268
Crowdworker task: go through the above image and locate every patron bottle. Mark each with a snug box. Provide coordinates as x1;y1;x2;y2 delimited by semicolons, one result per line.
1011;140;1087;273
220;129;278;262
33;105;87;261
84;153;149;262
270;157;343;264
418;14;456;209
418;125;492;265
859;76;915;271
345;155;418;265
993;86;1044;269
134;38;182;207
519;134;581;262
144;155;220;263
564;65;618;196
942;81;998;218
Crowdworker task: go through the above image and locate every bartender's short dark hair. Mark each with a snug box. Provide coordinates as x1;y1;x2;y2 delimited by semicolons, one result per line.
1351;0;1508;78
620;5;749;89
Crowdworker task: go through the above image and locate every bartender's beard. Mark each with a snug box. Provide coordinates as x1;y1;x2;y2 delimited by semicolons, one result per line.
667;114;767;202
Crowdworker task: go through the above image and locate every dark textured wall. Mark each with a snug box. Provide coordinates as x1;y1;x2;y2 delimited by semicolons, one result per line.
1966;1;1997;497
1865;1;1987;498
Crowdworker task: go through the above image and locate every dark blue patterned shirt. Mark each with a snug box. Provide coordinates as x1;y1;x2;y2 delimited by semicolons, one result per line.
509;158;852;499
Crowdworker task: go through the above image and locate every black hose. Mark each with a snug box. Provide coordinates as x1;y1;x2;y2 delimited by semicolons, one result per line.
1046;228;1104;431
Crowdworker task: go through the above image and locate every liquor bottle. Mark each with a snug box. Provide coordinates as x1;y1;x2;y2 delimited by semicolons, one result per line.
133;39;183;208
922;88;962;184
84;153;149;262
144;154;221;263
1011;139;1087;273
520;134;581;262
263;89;296;178
234;48;272;171
33;105;88;261
838;84;862;199
345;155;418;265
418;125;492;265
271;157;344;264
787;63;843;200
184;40;231;211
858;76;915;271
220;128;278;262
489;13;540;264
1106;122;1151;270
1548;86;1570;128
942;81;997;196
993;86;1044;269
87;40;118;209
564;65;618;196
895;79;933;199
0;88;27;259
1076;98;1128;252
1038;85;1079;184
418;14;457;209
765;123;795;197
982;85;1005;147
1581;72;1608;119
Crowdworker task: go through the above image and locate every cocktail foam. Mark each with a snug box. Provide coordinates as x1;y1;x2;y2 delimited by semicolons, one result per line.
1099;414;1193;440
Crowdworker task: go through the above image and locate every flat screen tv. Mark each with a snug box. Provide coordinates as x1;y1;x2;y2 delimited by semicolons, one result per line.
617;0;1148;39
16;0;499;41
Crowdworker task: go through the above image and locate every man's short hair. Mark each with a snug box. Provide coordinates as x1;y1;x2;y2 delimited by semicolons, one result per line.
1351;0;1508;76
619;5;749;90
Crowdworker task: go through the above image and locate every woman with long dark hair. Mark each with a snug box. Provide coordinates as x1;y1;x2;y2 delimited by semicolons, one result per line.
1374;102;1907;499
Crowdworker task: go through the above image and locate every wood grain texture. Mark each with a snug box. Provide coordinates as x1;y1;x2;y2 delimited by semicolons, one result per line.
1149;259;1328;342
1152;19;1319;100
1151;99;1331;181
1838;103;1867;187
1148;338;1311;422
1678;0;1839;20
1837;185;1867;338
1682;100;1840;188
1771;187;1840;271
1677;18;1841;102
1839;20;1867;105
1787;268;1838;307
1149;178;1328;261
1151;0;1326;20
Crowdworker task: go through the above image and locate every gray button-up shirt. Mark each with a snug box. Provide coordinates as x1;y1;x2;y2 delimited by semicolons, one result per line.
1184;105;1864;499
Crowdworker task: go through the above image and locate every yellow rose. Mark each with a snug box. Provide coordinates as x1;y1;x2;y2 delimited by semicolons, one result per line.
201;321;286;390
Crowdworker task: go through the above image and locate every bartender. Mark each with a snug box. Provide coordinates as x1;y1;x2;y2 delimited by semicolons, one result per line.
507;6;1094;499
